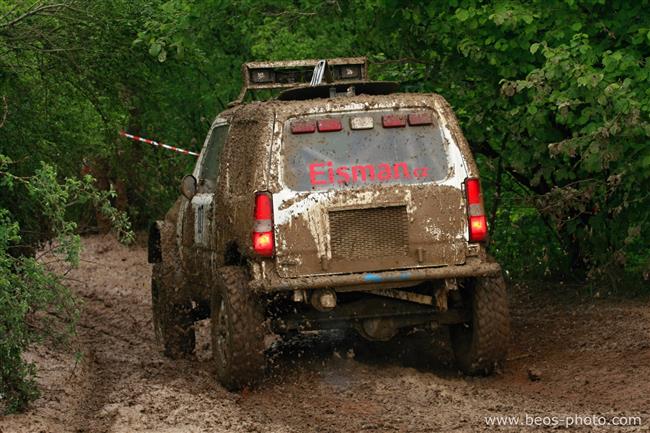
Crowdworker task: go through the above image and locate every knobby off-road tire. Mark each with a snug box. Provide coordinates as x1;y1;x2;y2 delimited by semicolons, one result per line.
151;257;195;359
211;266;267;391
450;274;510;375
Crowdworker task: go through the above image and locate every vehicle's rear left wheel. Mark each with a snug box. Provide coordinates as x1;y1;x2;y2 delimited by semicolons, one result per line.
211;266;267;390
449;274;510;375
151;262;196;358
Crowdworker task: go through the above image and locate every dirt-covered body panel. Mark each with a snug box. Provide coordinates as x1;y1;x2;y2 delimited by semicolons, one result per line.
272;185;468;278
157;92;497;298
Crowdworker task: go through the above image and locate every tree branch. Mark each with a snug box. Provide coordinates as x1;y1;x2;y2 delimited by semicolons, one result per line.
0;96;7;128
265;10;317;17
0;2;71;29
472;140;551;195
370;57;429;65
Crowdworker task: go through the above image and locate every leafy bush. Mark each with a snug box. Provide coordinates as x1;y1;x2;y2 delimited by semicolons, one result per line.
0;209;77;413
0;156;132;413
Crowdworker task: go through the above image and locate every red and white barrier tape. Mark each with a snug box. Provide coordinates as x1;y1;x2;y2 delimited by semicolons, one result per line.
119;131;199;157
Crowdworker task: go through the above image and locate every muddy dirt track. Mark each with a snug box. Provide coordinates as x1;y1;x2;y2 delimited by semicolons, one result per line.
2;235;649;432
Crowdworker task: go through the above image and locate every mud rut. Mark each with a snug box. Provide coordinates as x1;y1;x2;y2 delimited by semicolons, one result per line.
2;235;650;432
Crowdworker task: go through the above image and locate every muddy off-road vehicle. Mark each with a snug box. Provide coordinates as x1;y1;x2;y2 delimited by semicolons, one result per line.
149;57;510;390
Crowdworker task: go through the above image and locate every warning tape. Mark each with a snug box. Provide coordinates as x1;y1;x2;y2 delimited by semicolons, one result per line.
119;131;200;157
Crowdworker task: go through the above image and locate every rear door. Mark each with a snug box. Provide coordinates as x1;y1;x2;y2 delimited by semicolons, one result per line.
180;121;228;284
273;108;469;278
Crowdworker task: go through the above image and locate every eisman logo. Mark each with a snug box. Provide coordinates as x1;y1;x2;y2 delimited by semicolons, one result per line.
309;161;430;186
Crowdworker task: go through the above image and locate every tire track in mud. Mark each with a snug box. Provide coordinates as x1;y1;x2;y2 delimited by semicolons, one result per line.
3;235;650;432
56;237;510;432
72;288;143;433
60;237;247;433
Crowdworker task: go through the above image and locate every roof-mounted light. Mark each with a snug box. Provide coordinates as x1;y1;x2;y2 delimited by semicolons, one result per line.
334;65;362;80
250;69;274;84
237;57;369;102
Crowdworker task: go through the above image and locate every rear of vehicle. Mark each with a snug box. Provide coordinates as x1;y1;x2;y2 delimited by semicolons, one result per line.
242;94;509;375
194;58;508;390
252;95;494;288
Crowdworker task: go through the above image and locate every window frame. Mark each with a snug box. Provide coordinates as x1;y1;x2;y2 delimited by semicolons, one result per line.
196;120;229;193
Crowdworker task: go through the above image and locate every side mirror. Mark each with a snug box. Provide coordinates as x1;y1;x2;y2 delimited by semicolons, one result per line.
181;175;197;200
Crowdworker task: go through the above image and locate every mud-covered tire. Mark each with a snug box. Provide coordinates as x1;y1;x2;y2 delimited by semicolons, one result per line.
211;266;267;391
151;263;195;359
449;274;510;375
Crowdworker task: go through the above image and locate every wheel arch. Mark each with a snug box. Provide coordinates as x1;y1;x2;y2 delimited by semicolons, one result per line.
148;221;164;263
224;240;246;266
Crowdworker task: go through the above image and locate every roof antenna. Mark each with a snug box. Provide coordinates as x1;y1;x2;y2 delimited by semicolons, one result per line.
310;59;327;86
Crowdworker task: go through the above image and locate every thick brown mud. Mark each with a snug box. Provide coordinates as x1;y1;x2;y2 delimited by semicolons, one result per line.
2;235;649;432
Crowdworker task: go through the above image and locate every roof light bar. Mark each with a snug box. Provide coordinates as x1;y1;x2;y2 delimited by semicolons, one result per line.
237;57;368;102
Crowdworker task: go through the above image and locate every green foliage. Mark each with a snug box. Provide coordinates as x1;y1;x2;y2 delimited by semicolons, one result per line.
0;208;76;413
0;156;133;413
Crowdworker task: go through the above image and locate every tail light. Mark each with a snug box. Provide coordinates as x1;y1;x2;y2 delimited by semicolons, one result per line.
465;178;487;242
407;112;433;126
290;120;316;134
382;114;406;128
253;192;274;257
317;118;343;132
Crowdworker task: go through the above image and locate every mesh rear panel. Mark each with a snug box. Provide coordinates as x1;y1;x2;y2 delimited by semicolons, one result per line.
328;206;408;260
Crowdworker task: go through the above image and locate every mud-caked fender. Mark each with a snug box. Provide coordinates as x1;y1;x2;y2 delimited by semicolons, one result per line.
148;221;164;263
151;220;189;302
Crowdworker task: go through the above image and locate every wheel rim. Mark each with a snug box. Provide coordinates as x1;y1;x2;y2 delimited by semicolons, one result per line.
214;296;230;367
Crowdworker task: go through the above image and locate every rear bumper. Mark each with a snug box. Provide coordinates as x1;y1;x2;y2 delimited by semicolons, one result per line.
249;259;501;292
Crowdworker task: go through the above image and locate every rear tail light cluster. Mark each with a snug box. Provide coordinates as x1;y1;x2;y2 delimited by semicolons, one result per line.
290;120;316;134
289;112;434;134
317;118;342;132
382;114;407;128
253;192;274;257
407;112;433;125
465;178;488;242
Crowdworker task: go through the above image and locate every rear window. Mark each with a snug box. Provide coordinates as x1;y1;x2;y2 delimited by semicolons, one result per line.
282;110;449;191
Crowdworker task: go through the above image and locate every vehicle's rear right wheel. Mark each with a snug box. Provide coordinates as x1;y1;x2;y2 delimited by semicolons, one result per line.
449;274;510;375
211;266;267;390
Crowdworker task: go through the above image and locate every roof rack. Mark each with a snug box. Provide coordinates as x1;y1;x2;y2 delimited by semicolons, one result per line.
277;81;399;101
235;57;368;102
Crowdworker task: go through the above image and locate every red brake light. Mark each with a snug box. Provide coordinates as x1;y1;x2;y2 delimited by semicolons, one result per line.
253;192;274;256
291;120;316;134
253;232;274;256
254;192;273;220
382;114;406;128
408;112;433;126
469;215;487;241
317;118;342;132
465;178;481;205
465;178;487;242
